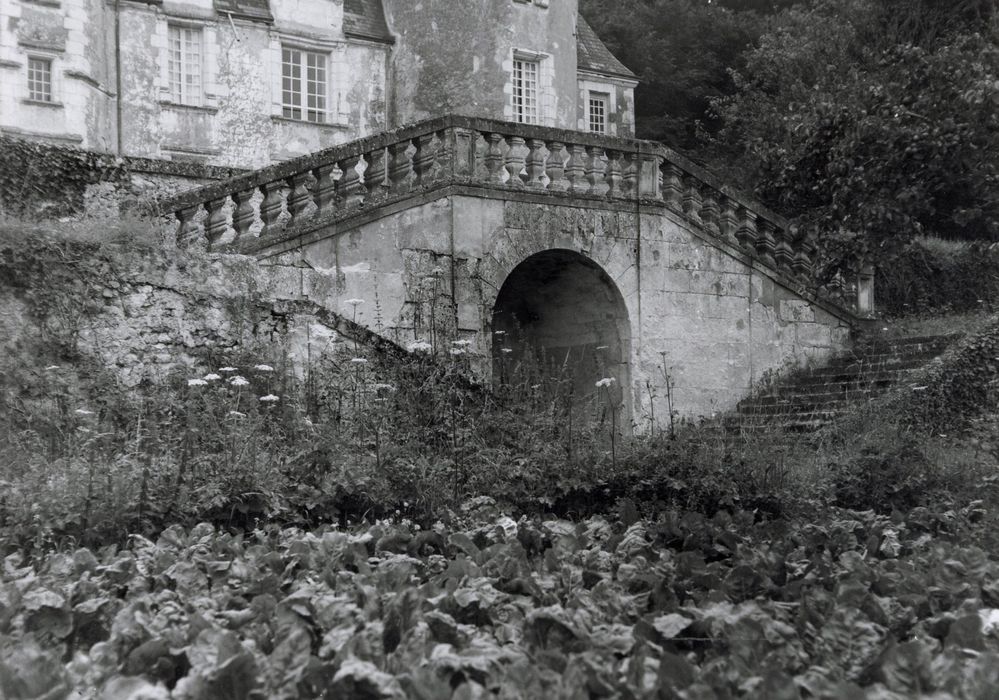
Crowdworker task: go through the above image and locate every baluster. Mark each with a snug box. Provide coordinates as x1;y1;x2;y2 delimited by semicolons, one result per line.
736;207;759;255
774;225;795;274
622;152;638;198
662;162;684;211
754;217;777;269
388;142;412;194
413;134;437;187
682;177;702;224
565;144;588;194
586;146;607;195
204;197;228;247
546;141;569;192
258;181;284;237
504;135;526;188
436;129;457;179
485;133;506;185
285;172;314;225
364;147;388;203
312;164;337;215
719;196;740;248
524;138;546;189
338;156;366;208
605;150;623;198
701;189;720;236
231;188;255;239
793;230;815;282
175;204;201;246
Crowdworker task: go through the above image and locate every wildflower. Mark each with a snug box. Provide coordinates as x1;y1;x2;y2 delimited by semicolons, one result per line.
203;373;221;381
259;394;280;402
219;367;238;373
253;364;274;372
74;409;94;416
44;365;60;371
595;377;616;388
530;384;541;390
187;378;208;386
372;383;396;392
912;386;928;392
228;410;246;418
344;298;365;306
493;330;506;336
407;340;432;353
501;348;513;354
229;376;249;387
450;348;465;356
452;339;472;347
350;357;368;364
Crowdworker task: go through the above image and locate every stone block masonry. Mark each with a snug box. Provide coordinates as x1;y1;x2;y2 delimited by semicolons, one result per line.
156;114;866;432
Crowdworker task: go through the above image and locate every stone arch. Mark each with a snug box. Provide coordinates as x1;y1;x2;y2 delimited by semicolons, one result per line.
490;248;632;423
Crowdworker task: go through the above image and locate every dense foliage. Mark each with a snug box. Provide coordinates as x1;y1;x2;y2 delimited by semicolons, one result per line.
4;496;999;698
582;0;999;280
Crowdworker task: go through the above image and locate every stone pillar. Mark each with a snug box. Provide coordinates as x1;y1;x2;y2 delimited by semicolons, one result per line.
857;264;876;317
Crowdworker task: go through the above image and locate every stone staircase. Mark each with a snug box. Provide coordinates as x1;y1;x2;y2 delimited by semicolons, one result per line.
721;333;963;435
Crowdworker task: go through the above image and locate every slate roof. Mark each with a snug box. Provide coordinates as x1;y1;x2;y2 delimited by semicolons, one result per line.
344;0;394;43
576;15;636;81
213;0;273;24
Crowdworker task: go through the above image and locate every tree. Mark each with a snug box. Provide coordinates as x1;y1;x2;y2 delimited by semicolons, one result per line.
580;0;767;152
712;0;999;274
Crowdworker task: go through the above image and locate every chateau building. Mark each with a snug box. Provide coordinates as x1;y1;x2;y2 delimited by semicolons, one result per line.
0;0;637;169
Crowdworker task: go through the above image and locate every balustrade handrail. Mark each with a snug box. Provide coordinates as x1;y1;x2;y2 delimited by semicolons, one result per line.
155;114;786;224
152;113;869;319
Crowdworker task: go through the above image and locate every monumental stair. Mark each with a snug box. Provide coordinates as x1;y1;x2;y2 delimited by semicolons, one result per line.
723;333;963;434
152;114;874;422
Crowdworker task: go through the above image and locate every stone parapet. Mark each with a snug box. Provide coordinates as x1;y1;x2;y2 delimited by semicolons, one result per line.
154;114;870;321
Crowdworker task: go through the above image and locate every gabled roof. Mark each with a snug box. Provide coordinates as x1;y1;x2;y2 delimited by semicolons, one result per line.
344;0;394;44
213;0;273;24
576;15;636;81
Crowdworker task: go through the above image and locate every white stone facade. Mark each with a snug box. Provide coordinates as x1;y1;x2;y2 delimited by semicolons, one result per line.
0;0;636;169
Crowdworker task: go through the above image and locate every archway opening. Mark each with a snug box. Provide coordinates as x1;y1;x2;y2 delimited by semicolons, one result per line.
491;249;631;423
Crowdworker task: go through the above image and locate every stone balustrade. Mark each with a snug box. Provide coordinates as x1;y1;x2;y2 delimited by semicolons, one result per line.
155;114;869;317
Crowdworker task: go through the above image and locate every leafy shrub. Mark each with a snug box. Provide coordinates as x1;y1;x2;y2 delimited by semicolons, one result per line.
4;497;999;698
877;237;999;317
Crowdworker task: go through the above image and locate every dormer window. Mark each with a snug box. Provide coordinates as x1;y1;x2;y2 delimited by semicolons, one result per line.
588;92;608;134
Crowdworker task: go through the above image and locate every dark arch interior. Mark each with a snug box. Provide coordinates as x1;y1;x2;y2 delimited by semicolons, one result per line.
491;249;631;417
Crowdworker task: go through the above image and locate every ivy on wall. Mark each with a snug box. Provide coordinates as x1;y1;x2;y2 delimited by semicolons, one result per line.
0;136;244;218
0;137;129;217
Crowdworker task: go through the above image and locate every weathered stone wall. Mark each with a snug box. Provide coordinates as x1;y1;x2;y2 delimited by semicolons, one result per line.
270;193;853;428
0;0;117;149
383;0;579;128
0;237;359;389
118;0;389;168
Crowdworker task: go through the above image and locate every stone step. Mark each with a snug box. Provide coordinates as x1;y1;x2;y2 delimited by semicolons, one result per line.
855;333;963;353
777;367;920;389
737;394;879;415
714;333;962;437
806;356;930;376
741;385;890;407
826;348;947;368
